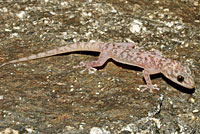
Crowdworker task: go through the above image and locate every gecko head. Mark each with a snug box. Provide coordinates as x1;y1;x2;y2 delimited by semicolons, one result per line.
162;61;195;89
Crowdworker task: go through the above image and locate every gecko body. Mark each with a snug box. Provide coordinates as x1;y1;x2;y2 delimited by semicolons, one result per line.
1;42;195;92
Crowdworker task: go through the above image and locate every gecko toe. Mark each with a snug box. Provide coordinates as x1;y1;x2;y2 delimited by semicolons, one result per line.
79;67;97;74
138;85;149;92
88;67;97;74
73;61;86;69
152;84;160;91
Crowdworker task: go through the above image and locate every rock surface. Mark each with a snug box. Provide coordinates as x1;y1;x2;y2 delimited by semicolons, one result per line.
0;0;199;133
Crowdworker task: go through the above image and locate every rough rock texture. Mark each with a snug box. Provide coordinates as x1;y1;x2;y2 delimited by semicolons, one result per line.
0;0;199;133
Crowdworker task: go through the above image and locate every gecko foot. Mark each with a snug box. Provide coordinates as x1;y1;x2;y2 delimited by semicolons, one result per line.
79;67;97;74
73;61;86;69
73;61;97;74
138;84;160;93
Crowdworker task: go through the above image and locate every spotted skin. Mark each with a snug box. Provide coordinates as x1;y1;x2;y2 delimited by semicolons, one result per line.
0;42;195;92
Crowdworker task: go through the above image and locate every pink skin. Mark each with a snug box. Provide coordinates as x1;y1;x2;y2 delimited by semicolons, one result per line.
1;42;195;92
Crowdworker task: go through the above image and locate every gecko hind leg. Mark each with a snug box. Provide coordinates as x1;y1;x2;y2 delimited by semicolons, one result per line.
73;51;110;74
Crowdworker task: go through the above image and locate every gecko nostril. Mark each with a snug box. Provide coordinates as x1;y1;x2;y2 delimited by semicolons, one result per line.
177;75;184;82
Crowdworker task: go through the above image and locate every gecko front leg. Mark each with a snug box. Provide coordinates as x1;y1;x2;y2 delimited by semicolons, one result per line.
74;51;111;74
139;69;160;93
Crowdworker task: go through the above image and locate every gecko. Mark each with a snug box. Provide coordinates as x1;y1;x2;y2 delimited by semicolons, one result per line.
0;42;195;92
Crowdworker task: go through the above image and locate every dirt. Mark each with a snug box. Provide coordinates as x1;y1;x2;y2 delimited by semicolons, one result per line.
0;0;199;133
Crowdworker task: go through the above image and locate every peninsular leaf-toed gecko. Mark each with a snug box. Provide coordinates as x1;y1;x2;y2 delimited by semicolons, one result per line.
0;42;195;92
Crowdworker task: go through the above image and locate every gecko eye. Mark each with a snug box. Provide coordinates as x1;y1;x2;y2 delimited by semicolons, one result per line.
177;75;184;82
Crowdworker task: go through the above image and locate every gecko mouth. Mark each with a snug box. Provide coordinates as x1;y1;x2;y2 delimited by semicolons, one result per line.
179;79;195;89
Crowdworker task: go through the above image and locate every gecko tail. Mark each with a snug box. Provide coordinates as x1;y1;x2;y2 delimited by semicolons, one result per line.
0;55;45;68
0;63;6;67
0;42;103;68
0;60;20;67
